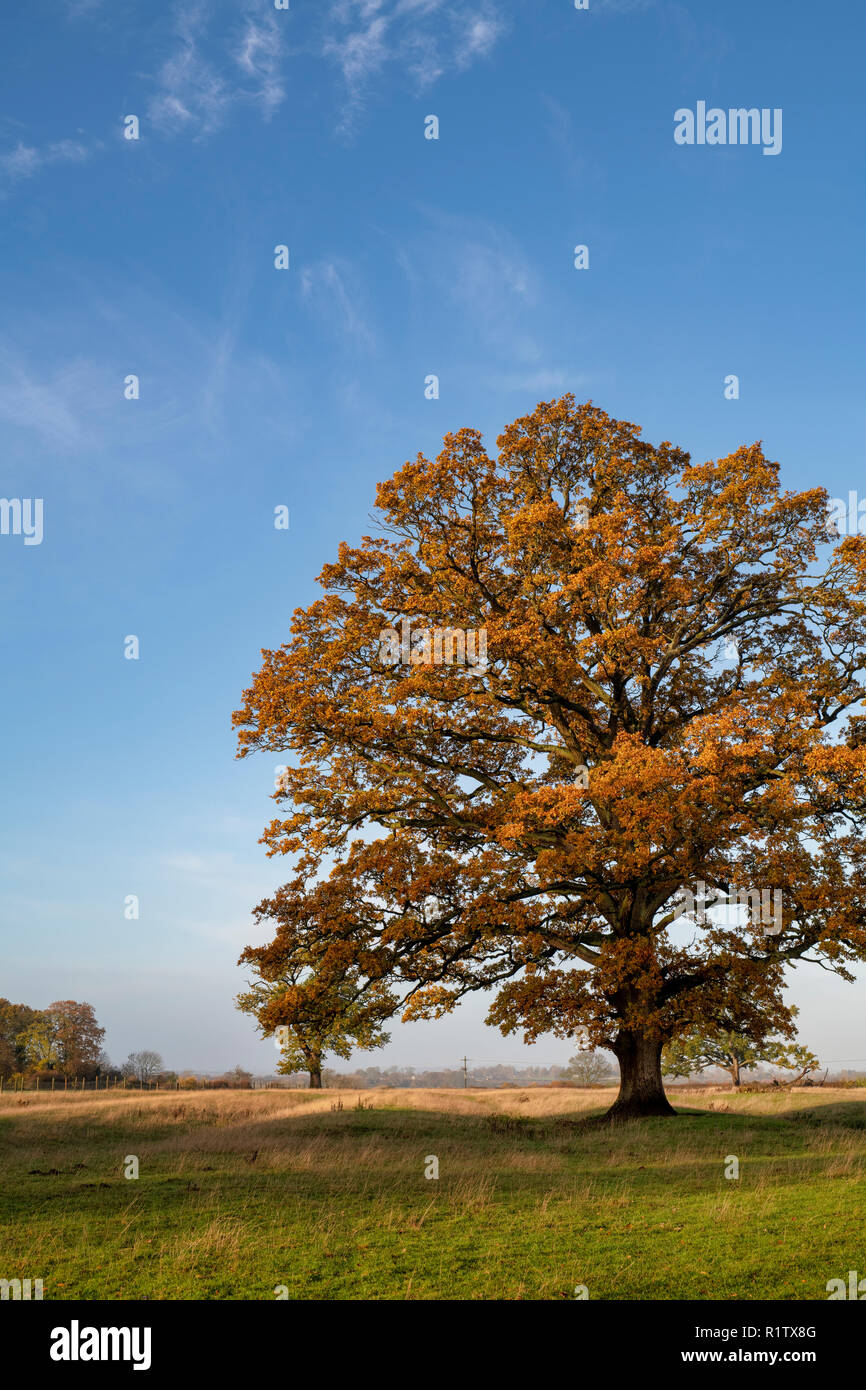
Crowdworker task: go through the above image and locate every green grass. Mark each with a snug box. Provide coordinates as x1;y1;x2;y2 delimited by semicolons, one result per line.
1;1087;864;1299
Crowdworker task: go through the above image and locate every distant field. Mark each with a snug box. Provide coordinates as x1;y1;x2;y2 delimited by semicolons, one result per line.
1;1087;864;1300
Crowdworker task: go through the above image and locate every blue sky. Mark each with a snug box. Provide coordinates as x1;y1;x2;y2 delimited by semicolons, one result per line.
1;0;865;1075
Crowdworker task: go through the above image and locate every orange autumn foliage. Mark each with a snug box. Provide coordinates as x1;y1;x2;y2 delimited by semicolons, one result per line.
234;397;866;1118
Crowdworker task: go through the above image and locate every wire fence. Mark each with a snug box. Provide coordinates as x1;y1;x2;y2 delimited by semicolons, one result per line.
0;1076;258;1094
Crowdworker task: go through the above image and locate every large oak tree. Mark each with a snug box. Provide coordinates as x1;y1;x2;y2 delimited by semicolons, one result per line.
234;397;866;1118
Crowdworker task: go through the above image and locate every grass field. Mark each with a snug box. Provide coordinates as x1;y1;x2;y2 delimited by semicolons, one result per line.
1;1085;864;1300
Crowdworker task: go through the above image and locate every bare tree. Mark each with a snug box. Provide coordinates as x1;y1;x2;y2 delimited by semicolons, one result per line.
563;1050;617;1086
123;1050;164;1084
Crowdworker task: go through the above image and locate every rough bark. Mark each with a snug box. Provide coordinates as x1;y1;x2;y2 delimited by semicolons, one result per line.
606;1032;676;1120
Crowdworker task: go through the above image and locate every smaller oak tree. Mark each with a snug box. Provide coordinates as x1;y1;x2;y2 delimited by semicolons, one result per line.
663;1023;819;1088
237;939;395;1089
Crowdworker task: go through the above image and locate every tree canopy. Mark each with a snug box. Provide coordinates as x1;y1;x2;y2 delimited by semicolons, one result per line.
236;946;393;1088
234;397;866;1118
122;1050;164;1083
2;999;105;1077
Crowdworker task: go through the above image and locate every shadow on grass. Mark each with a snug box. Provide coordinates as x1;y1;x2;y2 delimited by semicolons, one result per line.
791;1102;866;1129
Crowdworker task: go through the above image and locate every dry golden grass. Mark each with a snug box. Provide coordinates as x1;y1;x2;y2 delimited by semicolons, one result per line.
0;1081;857;1131
3;1084;865;1300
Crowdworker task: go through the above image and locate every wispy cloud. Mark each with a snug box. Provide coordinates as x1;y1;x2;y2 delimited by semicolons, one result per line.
326;15;390;90
149;1;287;137
429;212;539;355
456;13;502;67
394;210;552;369
324;0;506;131
3;5;288;197
541;95;587;187
0;265;299;481
0;347;107;449
299;259;377;351
235;14;286;118
452;234;534;313
0;138;91;191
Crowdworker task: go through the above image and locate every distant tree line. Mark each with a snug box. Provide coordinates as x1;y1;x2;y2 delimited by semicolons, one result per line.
320;1063;590;1089
0;999;255;1090
173;1066;254;1090
1;994;826;1093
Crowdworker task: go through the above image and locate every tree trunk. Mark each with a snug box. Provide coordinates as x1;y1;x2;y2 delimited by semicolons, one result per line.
607;1032;676;1120
308;1058;322;1089
730;1058;741;1087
